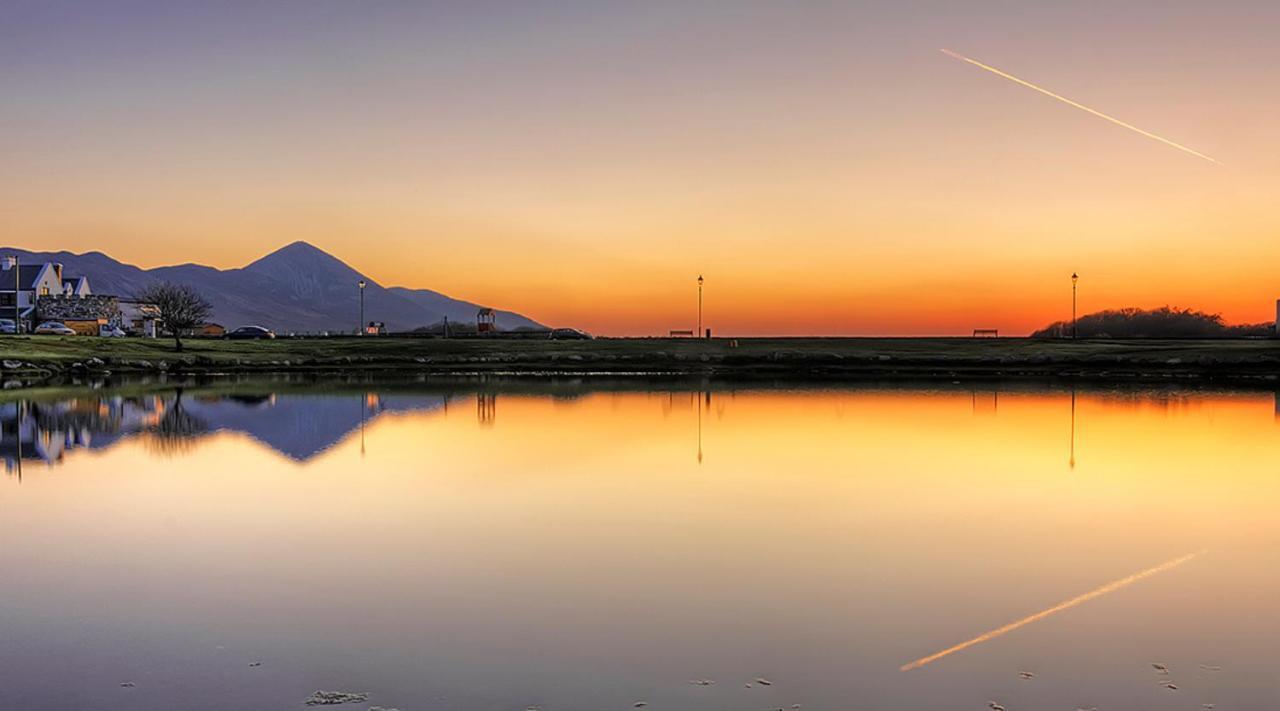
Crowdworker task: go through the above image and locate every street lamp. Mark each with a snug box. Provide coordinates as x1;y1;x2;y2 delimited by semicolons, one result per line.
1071;272;1079;340
358;279;366;335
696;275;706;338
5;256;18;334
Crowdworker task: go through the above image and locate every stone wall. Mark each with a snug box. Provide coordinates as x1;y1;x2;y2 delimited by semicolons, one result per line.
35;295;120;322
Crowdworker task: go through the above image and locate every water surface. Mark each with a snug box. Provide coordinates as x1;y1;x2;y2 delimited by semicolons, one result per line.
2;382;1278;709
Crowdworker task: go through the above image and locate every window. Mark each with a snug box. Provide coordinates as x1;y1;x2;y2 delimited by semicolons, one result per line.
0;293;13;307
40;286;50;296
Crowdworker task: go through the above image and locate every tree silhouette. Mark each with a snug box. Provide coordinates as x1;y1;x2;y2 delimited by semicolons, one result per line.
135;282;213;351
1034;306;1272;339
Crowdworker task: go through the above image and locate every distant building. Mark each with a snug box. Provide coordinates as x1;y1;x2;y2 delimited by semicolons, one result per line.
0;259;94;330
198;323;226;338
118;300;162;338
365;321;386;336
477;307;497;334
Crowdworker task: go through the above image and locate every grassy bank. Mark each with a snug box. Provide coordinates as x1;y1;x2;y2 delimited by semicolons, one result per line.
1;335;1279;384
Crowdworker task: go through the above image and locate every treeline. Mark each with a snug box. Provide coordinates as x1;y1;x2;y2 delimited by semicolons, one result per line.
1033;307;1274;339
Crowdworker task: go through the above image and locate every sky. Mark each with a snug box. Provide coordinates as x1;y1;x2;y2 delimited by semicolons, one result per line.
2;0;1278;336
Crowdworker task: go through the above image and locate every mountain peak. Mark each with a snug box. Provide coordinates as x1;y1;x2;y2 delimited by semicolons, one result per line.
282;239;321;251
259;240;327;259
245;241;355;275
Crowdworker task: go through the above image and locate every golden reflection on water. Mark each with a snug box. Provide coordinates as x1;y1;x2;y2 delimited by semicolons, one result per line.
1;385;1279;709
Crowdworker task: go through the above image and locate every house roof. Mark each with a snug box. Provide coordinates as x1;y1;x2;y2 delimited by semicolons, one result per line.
1;264;87;292
2;265;47;290
119;301;162;318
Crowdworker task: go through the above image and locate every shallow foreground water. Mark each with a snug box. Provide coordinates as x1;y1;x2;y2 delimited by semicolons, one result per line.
2;381;1278;710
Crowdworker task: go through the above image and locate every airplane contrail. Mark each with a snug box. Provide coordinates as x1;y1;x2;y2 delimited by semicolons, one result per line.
900;550;1204;672
940;49;1220;165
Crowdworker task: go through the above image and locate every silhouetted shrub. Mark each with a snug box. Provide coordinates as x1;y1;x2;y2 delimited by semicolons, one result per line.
1033;307;1273;339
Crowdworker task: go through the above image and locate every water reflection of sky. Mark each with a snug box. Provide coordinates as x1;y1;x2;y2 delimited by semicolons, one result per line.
1;384;1278;710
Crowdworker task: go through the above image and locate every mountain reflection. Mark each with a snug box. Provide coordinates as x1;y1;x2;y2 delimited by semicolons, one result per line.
2;390;449;470
6;381;1271;476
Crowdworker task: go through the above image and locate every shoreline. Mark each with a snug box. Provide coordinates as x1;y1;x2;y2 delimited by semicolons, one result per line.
1;336;1278;387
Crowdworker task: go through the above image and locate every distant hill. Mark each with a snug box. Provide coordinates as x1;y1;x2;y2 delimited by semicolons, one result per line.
1;241;545;333
387;287;536;331
1033;307;1273;339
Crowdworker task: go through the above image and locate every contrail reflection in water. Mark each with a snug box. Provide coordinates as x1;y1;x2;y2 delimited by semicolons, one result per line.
900;550;1203;672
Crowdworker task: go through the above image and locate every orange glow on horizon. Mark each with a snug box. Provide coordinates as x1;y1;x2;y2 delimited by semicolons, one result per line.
5;3;1279;336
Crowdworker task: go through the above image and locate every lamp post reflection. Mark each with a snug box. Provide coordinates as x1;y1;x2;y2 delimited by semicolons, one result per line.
359;393;385;456
477;393;496;426
697;391;704;464
1069;387;1077;469
970;390;999;415
12;400;21;482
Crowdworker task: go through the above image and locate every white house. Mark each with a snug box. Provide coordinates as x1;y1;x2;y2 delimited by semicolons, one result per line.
63;276;91;298
0;259;94;329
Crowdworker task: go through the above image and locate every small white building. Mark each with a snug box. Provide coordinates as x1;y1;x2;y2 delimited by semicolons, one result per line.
118;300;162;338
63;276;91;298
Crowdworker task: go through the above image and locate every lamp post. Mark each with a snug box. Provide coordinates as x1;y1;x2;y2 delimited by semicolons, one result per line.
1071;272;1079;340
358;279;366;335
697;274;704;338
6;256;18;334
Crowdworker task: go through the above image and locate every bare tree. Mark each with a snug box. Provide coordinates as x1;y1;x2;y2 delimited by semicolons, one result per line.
135;282;213;351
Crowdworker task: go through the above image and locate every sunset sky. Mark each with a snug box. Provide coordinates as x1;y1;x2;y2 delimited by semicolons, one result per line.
2;1;1277;335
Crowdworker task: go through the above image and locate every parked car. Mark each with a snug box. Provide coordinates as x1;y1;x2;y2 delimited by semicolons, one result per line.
549;327;593;340
226;325;276;340
99;325;127;337
0;319;16;334
34;321;77;336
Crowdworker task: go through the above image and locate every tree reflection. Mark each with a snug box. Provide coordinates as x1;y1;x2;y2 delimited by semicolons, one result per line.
144;388;210;456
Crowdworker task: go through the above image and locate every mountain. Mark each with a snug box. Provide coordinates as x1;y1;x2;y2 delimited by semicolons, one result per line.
180;394;450;460
1;241;545;333
3;392;452;466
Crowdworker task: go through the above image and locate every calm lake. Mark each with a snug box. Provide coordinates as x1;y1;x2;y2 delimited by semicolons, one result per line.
2;380;1278;710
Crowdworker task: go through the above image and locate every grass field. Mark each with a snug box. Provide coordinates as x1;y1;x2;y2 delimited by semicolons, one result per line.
1;335;1279;384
